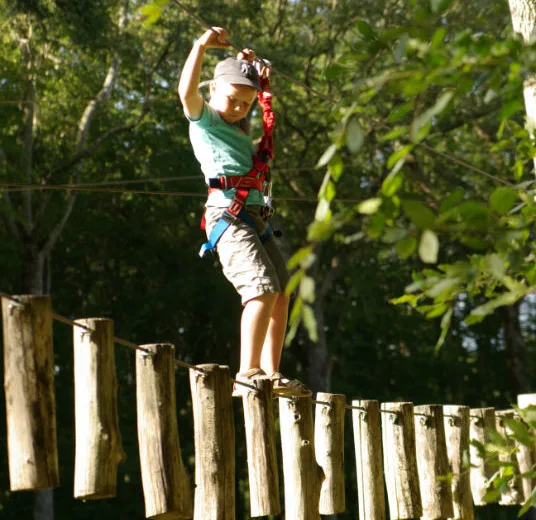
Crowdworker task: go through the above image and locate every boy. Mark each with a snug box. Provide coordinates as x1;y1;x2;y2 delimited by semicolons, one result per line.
178;27;310;397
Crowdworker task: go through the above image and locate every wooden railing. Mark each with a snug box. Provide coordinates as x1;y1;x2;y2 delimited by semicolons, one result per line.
1;294;535;519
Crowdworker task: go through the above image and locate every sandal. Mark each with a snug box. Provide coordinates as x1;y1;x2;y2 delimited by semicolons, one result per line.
269;372;312;397
232;367;267;397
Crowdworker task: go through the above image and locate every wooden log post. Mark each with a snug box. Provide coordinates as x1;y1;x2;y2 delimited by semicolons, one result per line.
1;295;59;491
352;400;386;520
241;378;280;518
73;318;125;499
517;394;536;502
279;395;325;520
381;402;422;520
443;405;473;520
190;364;235;520
414;404;454;519
314;392;346;515
469;407;498;506
496;410;524;505
137;344;193;520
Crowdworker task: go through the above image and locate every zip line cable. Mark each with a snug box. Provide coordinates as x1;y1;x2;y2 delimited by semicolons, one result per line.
170;0;514;188
0;182;370;204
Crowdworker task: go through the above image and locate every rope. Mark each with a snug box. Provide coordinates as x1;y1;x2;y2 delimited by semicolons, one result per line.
0;291;206;374
0;182;369;204
170;0;515;188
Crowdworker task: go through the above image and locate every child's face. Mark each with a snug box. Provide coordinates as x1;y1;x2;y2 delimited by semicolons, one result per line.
209;81;257;124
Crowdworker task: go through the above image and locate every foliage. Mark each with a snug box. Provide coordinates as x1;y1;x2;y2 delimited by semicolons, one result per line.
282;0;536;350
1;0;535;519
471;406;536;516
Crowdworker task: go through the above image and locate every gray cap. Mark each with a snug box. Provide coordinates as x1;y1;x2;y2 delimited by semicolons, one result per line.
213;58;261;91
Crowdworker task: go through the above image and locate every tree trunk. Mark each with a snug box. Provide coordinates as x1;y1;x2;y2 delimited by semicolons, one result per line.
505;2;536;514
508;0;536;170
501;302;531;394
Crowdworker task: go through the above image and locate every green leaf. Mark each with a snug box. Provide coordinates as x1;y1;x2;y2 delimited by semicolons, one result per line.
465;292;523;325
285;269;304;297
302;304;318;342
419;229;439;264
430;27;447;51
328;154;344;181
402;200;436;228
382;163;405;197
425;277;460;299
325;62;347;80
391;293;420;306
387;145;413;169
387;101;414;123
393;33;409;63
518;485;536;516
382;227;406;244
487;427;508;447
457;201;491;229
317;144;338;168
356;198;382;215
439;188;464;213
500;98;524;121
287;246;314;270
502;418;534;448
140;3;163;26
346;117;365;153
368;213;386;239
356;20;377;40
411;91;454;143
482;489;502;503
430;0;453;14
395;235;417;259
485;254;506;279
315;198;332;221
435;306;453;353
300;276;316;303
307;220;335;242
489;187;517;215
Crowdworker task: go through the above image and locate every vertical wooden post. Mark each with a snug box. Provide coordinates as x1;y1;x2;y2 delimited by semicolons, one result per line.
279;395;324;520
381;402;422;520
496;410;523;505
517;393;536;502
137;343;193;519
443;405;474;520
469;407;498;506
314;393;346;515
414;404;454;518
190;364;235;520
1;295;59;491
241;378;280;517
352;400;386;520
73;318;124;499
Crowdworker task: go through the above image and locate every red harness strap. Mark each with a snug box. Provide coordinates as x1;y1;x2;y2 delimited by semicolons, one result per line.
200;67;275;230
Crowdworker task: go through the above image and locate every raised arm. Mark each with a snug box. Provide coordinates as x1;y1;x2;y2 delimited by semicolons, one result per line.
178;27;229;119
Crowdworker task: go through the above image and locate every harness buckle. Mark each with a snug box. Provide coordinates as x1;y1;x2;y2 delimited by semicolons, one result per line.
227;199;243;218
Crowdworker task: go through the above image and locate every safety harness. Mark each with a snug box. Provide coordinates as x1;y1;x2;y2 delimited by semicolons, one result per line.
199;64;276;258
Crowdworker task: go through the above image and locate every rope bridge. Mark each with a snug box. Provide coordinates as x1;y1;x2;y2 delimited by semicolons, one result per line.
1;293;534;519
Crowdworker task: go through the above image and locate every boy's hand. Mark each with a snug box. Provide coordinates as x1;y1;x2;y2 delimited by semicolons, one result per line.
198;27;229;49
236;48;256;63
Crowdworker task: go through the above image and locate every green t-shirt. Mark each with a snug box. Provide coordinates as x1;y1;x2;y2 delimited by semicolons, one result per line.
187;102;263;208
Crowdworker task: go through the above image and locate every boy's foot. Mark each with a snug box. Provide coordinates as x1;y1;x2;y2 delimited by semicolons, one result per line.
232;367;267;397
269;372;312;397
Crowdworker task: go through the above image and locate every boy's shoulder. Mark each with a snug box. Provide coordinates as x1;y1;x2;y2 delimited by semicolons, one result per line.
187;101;222;128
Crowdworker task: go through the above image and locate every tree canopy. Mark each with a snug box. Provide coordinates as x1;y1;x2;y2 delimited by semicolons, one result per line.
0;0;535;518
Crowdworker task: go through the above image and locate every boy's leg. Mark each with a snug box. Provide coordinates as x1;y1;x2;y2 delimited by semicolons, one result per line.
260;292;289;375
240;292;278;373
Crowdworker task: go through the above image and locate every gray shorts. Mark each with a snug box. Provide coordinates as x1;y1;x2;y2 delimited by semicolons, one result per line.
204;206;290;305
